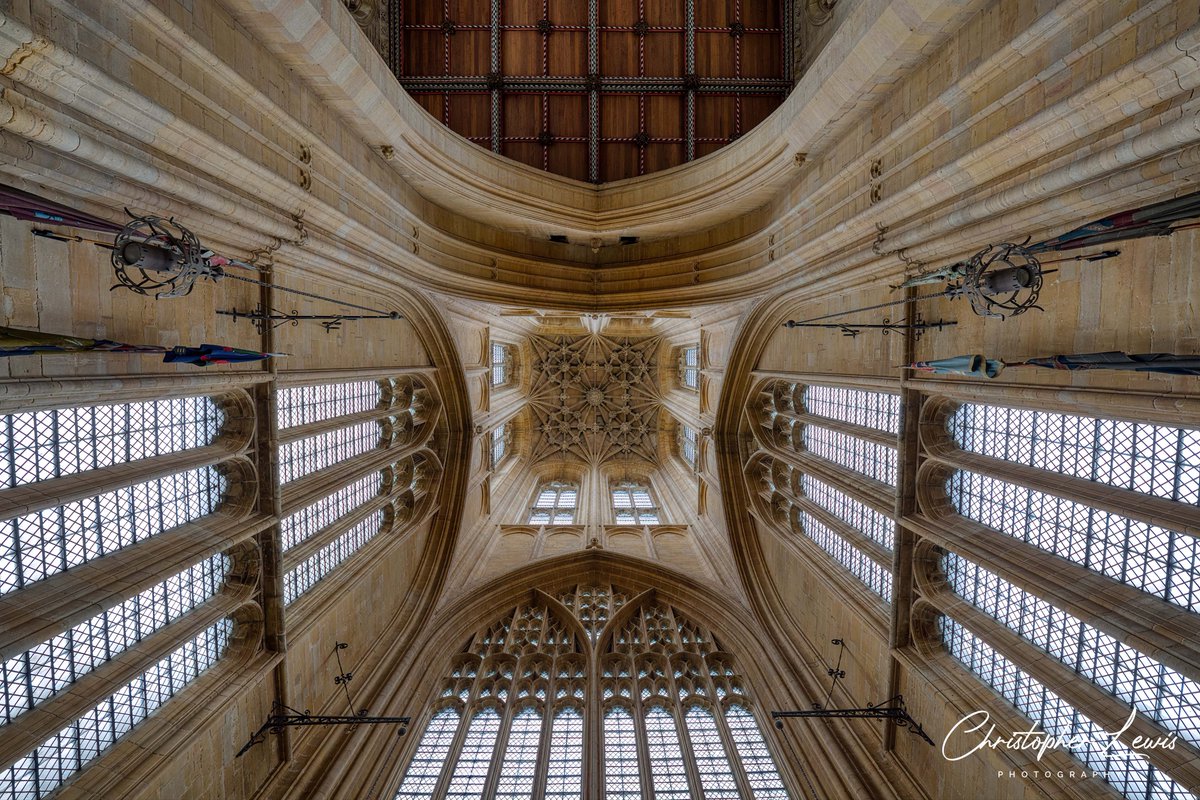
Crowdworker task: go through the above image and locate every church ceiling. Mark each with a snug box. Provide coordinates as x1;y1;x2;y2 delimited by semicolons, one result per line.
387;0;790;183
526;333;662;465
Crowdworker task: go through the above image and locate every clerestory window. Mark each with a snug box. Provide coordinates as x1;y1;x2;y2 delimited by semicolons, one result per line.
611;482;660;525
491;342;515;388
678;345;700;390
529;481;578;525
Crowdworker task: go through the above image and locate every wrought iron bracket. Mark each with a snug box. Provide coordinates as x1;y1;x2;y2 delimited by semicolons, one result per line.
772;694;935;747
235;702;409;757
218;304;401;334
783;312;956;339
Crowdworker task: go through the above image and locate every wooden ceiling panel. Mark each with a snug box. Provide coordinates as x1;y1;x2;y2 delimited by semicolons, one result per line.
644;0;686;27
393;0;790;183
503;94;542;137
645;95;684;139
502;0;540;25
450;31;491;75
548;31;588;76
643;33;685;78
547;0;587;26
447;0;489;25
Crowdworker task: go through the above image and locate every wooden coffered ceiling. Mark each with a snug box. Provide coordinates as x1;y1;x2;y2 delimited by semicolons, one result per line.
388;0;791;183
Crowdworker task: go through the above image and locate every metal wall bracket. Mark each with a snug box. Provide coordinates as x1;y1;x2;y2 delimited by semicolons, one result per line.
772;694;935;747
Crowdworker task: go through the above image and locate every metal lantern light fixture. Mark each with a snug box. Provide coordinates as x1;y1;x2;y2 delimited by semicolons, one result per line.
111;215;226;299
955;241;1043;319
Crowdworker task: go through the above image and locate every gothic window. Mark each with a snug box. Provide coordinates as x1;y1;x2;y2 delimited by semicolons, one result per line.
494;706;540;798
602;707;640;798
275;380;382;429
678;424;698;470
492;342;514;388
796;509;892;602
678;345;700;390
392;588;790;799
687;705;740;798
803;385;901;435
280;473;382;551
0;389;252;800
801;474;894;550
544;708;584;799
940;618;1192;800
529;481;578;525
725;704;790;798
490;423;509;469
1;554;228;725
0;618;234;800
802;424;897;485
394;707;460;798
612;482;660;525
283;510;386;605
278;420;382;484
949;404;1200;503
943;553;1200;749
0;397;224;488
2;465;225;595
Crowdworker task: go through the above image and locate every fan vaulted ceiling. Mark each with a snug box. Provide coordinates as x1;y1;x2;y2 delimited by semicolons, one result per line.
526;334;662;464
389;0;790;183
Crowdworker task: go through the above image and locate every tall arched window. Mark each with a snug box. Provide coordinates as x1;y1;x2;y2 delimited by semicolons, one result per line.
915;396;1200;800
490;423;509;470
529;482;578;525
0;389;257;800
391;586;791;798
746;381;899;608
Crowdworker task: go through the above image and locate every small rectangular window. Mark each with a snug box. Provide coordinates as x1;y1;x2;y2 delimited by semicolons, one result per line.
491;343;514;388
678;425;698;469
529;482;578;525
491;424;508;469
678;346;700;391
612;482;660;525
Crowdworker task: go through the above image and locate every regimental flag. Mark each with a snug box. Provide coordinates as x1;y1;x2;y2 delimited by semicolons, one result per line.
0;326;282;366
905;351;1200;378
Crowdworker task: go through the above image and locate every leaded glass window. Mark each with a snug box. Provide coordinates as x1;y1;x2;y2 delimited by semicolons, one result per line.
280;473;382;551
544;708;583;799
725;704;789;798
494;707;540;799
529;482;578;525
803;385;901;435
679;424;698;469
950;404;1200;504
801;473;894;550
646;706;691;798
679;346;700;390
803;424;898;486
491;424;508;469
0;397;224;488
612;482;660;525
492;343;514;387
1;466;225;595
278;421;381;484
394;589;791;799
603;707;640;798
394;707;460;798
942;618;1192;800
445;709;502;798
276;381;382;430
797;511;892;602
944;553;1200;748
687;705;739;798
283;510;385;604
2;554;228;725
0;618;233;800
949;470;1200;612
